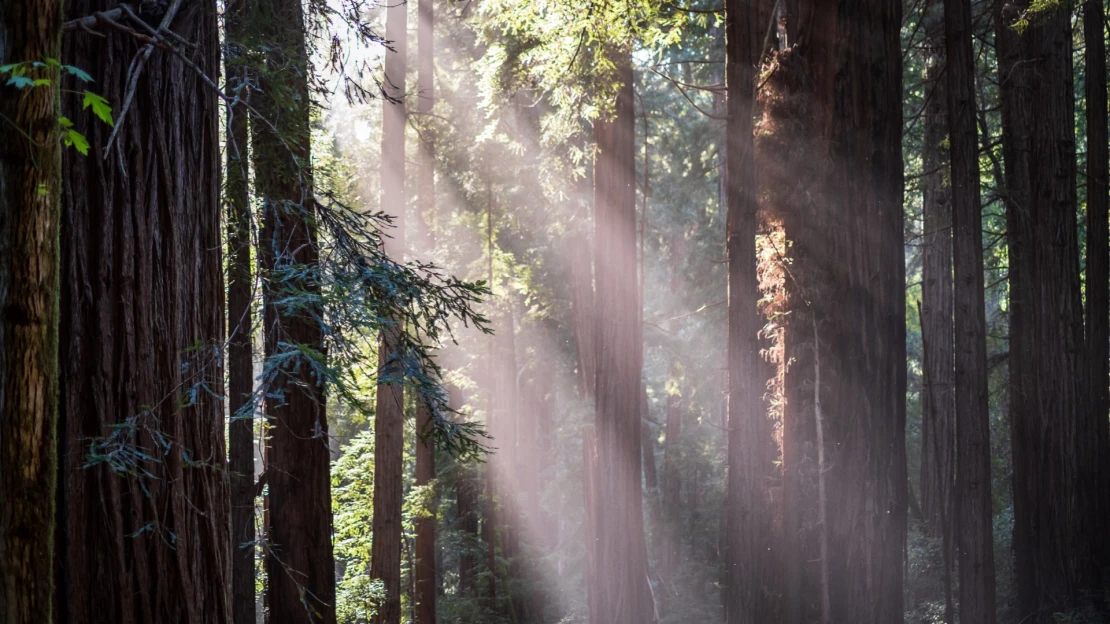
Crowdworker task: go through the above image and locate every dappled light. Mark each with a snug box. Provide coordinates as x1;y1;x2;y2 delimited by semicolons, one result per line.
2;1;1108;624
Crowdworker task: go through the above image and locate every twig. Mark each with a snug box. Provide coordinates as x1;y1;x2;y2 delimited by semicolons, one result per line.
63;6;126;31
103;0;185;157
648;67;728;120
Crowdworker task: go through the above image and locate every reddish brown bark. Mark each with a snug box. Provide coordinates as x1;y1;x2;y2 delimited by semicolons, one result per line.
943;0;997;619
770;2;908;620
723;0;781;621
567;234;599;622
995;1;1092;618
0;0;61;619
590;48;656;624
919;0;955;547
224;1;255;622
371;1;408;622
253;0;335;616
56;1;231;622
413;1;437;622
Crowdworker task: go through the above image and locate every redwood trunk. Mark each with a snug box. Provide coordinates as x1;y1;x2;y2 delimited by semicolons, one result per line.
590;49;656;624
779;2;908;620
995;1;1091;618
56;1;231;621
919;0;955;547
371;1;407;621
413;0;437;622
253;0;335;620
724;0;780;621
224;1;255;621
0;0;61;619
1082;0;1110;567
943;0;997;619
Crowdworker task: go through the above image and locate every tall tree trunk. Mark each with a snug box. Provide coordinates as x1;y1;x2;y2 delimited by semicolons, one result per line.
1083;0;1110;568
56;2;231;621
590;49;656;624
413;1;437;622
252;0;334;620
0;0;61;619
224;1;255;621
724;0;780;621
943;0;996;620
371;0;407;621
919;0;955;547
776;2;908;620
567;235;600;622
995;1;1092;618
415;0;435;617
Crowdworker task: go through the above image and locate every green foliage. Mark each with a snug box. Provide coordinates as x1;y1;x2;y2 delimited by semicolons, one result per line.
81;91;113;127
0;59;110;154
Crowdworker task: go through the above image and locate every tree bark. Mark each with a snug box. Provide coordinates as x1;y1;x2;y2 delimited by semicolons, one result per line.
0;0;61;619
371;0;407;621
995;1;1092;618
413;1;437;622
590;48;656;624
224;1;255;622
1082;0;1110;568
778;1;908;620
56;1;231;622
724;0;781;621
252;0;335;620
943;0;997;620
567;234;600;622
919;0;955;548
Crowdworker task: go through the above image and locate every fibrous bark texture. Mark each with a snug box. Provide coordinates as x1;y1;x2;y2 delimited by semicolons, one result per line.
1082;0;1110;568
0;0;61;620
918;0;955;546
724;0;781;621
768;3;908;621
371;1;407;621
224;1;255;621
253;0;334;619
589;49;656;624
943;0;996;619
57;1;230;621
995;1;1092;618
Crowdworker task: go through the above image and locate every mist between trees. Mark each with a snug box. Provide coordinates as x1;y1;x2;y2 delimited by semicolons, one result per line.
0;1;1108;623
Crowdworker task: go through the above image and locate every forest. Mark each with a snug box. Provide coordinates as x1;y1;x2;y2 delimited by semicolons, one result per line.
1;0;1108;622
